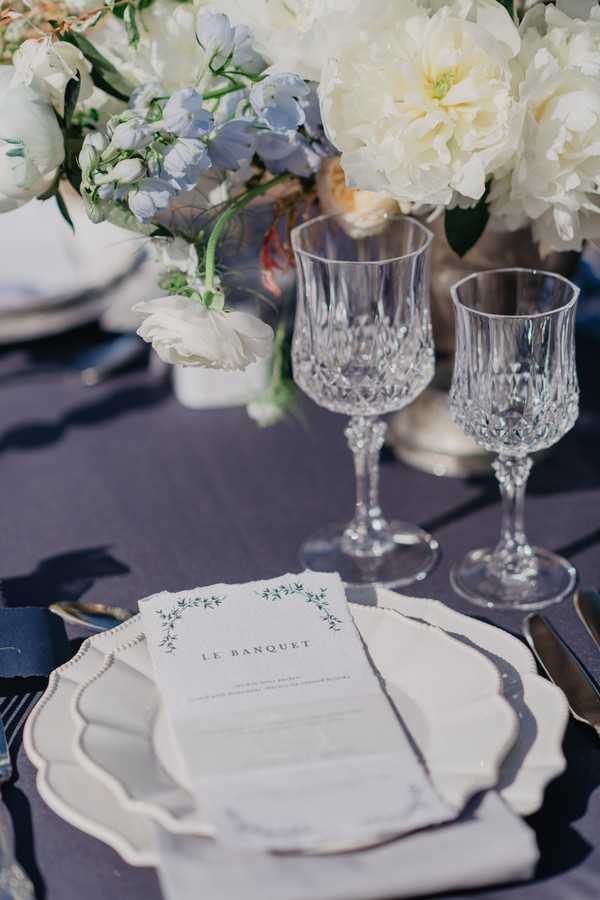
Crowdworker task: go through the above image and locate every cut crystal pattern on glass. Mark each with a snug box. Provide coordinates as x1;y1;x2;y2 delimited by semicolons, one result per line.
291;214;439;588
449;268;580;610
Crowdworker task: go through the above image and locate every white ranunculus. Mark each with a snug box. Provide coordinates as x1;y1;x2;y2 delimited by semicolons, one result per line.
0;66;65;213
12;38;93;115
319;0;522;208
489;5;600;254
133;296;274;369
214;0;361;81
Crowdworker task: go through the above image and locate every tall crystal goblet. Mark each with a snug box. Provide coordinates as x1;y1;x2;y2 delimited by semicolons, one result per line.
291;213;439;588
449;268;580;610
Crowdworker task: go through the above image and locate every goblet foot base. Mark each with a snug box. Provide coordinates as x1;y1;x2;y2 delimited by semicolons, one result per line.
450;546;576;611
300;520;439;589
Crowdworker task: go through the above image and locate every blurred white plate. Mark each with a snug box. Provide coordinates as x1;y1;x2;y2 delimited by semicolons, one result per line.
70;605;516;838
0;194;147;343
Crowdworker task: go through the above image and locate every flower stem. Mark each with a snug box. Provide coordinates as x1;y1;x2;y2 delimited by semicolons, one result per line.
203;81;246;101
203;172;292;296
271;322;286;390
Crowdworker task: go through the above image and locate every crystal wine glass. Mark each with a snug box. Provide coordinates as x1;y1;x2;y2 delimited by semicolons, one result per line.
291;213;439;588
449;268;579;610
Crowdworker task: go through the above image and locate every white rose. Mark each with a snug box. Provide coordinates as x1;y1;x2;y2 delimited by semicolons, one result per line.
0;66;65;213
12;39;94;116
133;296;274;369
319;0;522;208
316;157;399;239
489;5;600;254
214;0;361;81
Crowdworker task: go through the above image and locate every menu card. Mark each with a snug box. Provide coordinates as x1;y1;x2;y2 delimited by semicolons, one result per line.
139;572;455;851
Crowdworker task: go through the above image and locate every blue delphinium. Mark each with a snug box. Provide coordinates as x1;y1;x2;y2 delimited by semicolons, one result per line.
162;139;212;192
208;119;256;170
79;10;335;227
159;89;214;139
128;179;176;223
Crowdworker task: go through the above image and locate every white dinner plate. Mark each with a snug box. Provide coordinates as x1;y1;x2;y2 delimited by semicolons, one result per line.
70;605;517;839
24;591;568;866
23;617;158;866
374;589;568;814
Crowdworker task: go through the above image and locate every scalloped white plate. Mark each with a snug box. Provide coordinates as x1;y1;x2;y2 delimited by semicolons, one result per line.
71;605;517;839
24;591;568;867
374;590;568;814
23;618;158;866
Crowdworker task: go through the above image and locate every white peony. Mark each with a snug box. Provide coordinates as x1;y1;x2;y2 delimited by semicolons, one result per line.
319;0;523;208
0;66;65;213
489;4;600;254
213;0;361;81
89;0;212;92
11;39;93;116
134;296;274;369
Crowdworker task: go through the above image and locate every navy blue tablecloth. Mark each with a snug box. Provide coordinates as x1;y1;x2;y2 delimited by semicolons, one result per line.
1;325;599;900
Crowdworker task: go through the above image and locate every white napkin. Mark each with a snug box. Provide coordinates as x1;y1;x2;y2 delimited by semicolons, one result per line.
156;792;539;900
138;572;455;852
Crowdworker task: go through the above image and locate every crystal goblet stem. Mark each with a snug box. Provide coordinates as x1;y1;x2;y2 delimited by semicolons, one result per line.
489;455;536;580
342;416;392;557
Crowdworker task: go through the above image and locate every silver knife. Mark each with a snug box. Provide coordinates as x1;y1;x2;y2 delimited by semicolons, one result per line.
523;614;600;736
0;714;35;899
574;590;600;651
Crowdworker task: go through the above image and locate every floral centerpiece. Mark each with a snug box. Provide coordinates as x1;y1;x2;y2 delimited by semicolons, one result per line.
0;0;599;423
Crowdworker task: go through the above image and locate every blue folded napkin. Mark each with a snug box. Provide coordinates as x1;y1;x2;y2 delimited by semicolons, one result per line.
0;607;70;678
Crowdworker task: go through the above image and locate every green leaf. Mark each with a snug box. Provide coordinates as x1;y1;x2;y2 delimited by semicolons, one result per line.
151;224;175;238
496;0;514;18
55;190;74;231
64;76;81;130
90;68;131;103
5;147;24;158
444;189;490;258
62;32;132;102
111;0;126;19
63;128;84;193
36;173;60;201
124;5;140;47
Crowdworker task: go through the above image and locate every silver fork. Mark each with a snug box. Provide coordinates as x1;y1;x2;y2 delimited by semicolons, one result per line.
0;694;40;900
